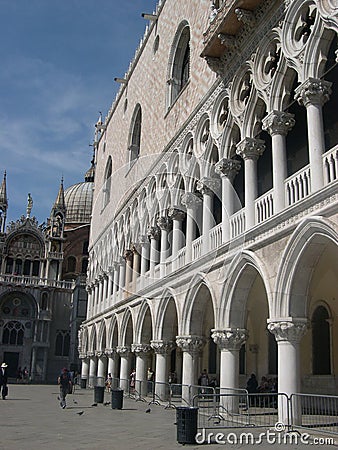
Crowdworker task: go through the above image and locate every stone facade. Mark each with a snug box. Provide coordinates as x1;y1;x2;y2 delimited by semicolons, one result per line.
79;0;338;420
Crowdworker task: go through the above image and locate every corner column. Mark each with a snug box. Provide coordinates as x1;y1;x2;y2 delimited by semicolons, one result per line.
132;344;151;398
295;78;331;193
116;346;130;391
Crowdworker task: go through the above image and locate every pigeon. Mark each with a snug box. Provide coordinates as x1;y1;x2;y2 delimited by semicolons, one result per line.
91;403;98;407
57;396;60;400
76;411;84;416
145;408;151;413
73;399;78;404
104;401;110;406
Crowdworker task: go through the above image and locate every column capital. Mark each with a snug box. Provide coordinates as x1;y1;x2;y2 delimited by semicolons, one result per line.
176;335;204;355
211;328;248;350
262;111;295;137
95;351;106;358
147;225;161;240
138;234;150;248
131;343;151;354
295;77;332;107
156;216;172;231
105;348;116;357
87;351;95;358
267;318;308;343
79;352;88;360
123;249;134;261
196;176;221;195
168;206;186;221
150;340;174;355
112;260;121;270
236;137;265;161
214;158;241;181
181;192;202;209
131;243;141;254
116;345;130;355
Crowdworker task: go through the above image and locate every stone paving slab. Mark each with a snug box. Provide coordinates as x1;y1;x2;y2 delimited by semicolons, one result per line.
0;384;336;450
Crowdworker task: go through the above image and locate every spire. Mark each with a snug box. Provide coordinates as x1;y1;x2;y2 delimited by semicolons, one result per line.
0;171;8;233
53;177;66;211
0;171;8;208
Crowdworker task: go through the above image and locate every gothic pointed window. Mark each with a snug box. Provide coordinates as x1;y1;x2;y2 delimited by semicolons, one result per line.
167;22;190;108
128;104;142;165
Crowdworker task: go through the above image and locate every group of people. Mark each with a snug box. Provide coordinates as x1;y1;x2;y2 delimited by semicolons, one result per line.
246;373;278;407
16;366;29;383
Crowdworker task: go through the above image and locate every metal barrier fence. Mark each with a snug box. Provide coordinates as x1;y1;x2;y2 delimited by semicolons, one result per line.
290;393;338;435
193;392;290;430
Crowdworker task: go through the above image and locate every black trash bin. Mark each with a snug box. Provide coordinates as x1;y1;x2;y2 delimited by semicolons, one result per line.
94;386;105;403
111;389;124;409
176;407;198;444
80;378;87;389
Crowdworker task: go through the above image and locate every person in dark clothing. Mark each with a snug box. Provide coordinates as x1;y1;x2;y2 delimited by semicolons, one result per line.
246;373;258;406
57;368;72;409
0;362;8;399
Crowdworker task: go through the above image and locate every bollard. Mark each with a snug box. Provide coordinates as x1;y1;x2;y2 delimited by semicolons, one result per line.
111;389;124;409
94;386;105;403
176;406;198;444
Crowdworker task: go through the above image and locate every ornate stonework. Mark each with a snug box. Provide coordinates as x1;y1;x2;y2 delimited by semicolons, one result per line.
295;78;332;108
267;319;308;343
131;343;151;354
150;340;175;354
262;111;295;137
236;137;265;161
211;328;248;350
215;158;241;181
176;335;205;354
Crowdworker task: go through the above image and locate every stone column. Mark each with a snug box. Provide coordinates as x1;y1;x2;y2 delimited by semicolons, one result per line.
236;137;265;229
267;319;308;426
196;177;221;254
131;244;141;282
112;261;120;295
176;335;204;404
98;275;104;308
295;78;331;193
116;346;130;391
181;193;201;262
85;285;93;318
211;328;248;414
132;343;151;397
262;111;295;213
102;273;108;309
96;352;107;387
151;340;174;401
107;267;113;301
31;347;37;381
123;249;134;292
156;216;172;277
93;281;99;315
168;207;186;271
139;234;150;277
88;352;98;387
106;350;118;384
215;158;241;242
80;356;89;382
147;226;161;277
118;258;126;292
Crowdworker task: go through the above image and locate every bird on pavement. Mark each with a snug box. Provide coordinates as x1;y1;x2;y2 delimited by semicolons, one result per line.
73;399;78;404
91;403;98;407
104;401;110;406
76;411;84;416
145;408;151;413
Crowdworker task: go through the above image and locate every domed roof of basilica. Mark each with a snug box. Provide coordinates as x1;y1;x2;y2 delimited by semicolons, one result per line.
64;181;93;224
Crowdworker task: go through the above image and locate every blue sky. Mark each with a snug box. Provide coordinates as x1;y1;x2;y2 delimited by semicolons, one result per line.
0;0;158;224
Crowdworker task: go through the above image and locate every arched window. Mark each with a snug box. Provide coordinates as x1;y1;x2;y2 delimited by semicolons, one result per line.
167;22;190;108
67;256;76;273
55;330;70;356
2;321;25;345
312;306;331;375
103;157;112;208
128;104;142;165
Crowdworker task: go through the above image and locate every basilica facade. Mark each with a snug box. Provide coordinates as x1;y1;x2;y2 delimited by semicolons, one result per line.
79;0;338;420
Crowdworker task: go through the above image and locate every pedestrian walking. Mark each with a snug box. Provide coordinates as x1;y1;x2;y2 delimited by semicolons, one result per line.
57;367;72;409
0;362;9;399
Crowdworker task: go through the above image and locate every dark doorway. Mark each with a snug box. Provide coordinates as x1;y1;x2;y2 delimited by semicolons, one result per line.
3;352;19;378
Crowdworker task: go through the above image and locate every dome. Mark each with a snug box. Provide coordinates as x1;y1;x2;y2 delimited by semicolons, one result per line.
64;182;93;224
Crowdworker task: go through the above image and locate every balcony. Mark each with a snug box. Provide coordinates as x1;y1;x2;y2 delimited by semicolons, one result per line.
201;0;265;59
0;274;74;291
